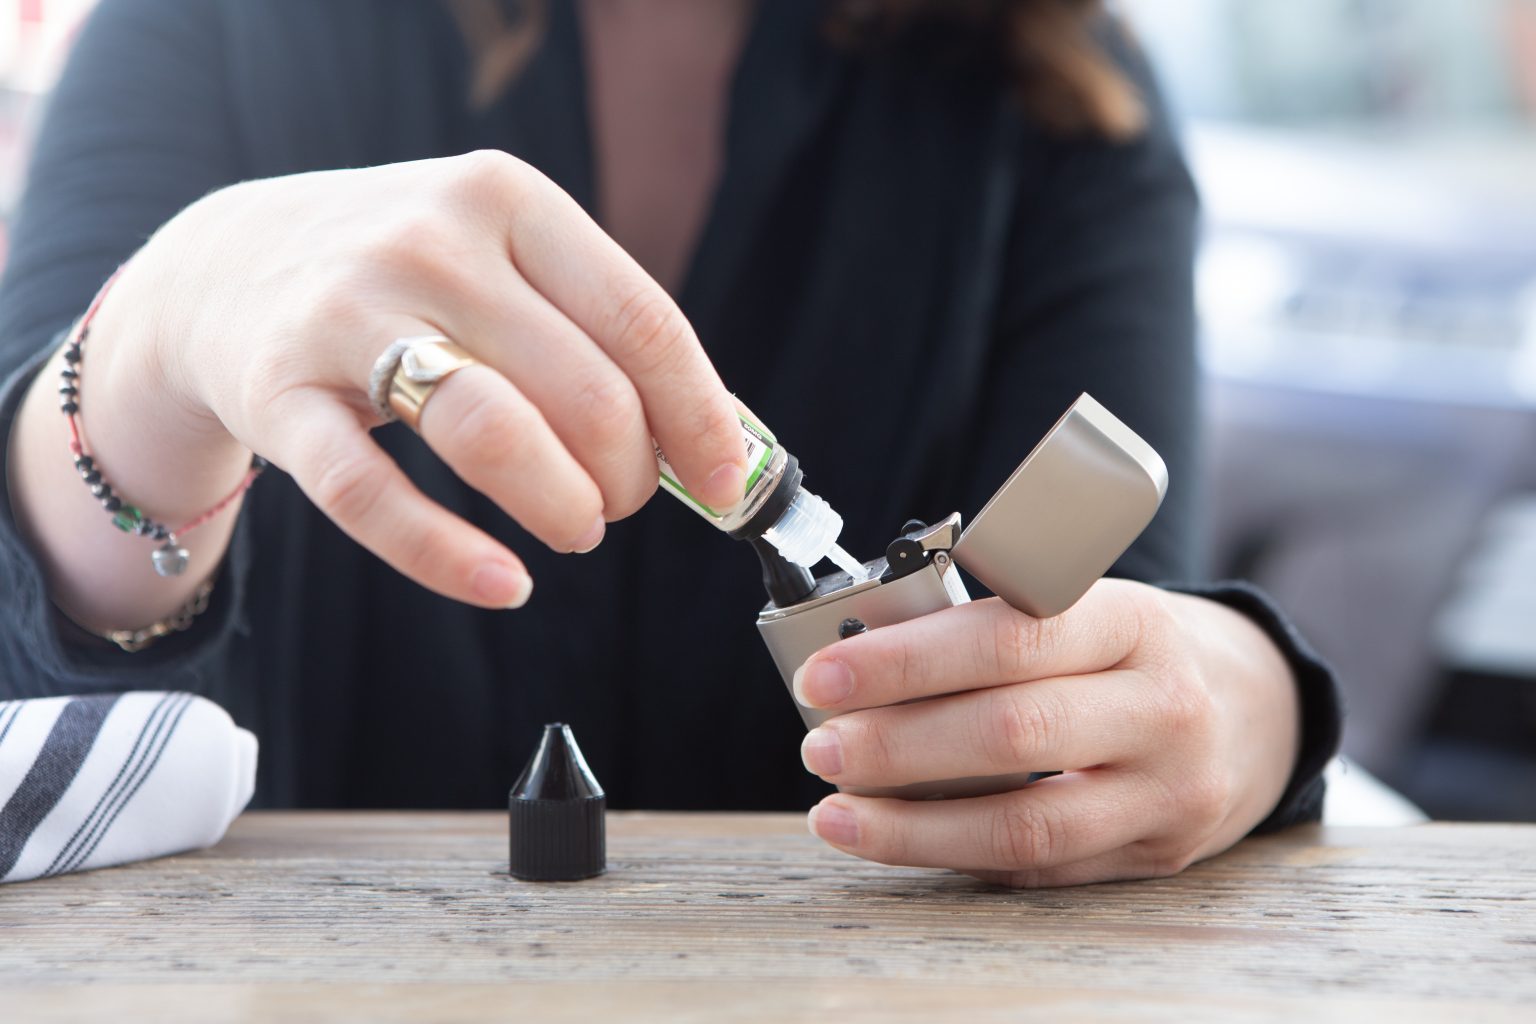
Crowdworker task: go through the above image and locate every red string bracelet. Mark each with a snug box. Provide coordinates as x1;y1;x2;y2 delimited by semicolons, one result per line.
59;267;266;578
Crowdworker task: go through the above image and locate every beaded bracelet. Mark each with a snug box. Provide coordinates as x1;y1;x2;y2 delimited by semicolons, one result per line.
60;268;266;578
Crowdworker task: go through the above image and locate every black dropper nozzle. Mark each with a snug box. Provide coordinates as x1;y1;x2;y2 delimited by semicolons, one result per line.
748;535;815;607
508;723;606;881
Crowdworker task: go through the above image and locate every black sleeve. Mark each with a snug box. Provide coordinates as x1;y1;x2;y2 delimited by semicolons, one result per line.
966;33;1342;830
0;0;252;699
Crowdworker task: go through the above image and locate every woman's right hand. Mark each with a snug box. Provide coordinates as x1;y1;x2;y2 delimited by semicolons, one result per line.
67;151;749;612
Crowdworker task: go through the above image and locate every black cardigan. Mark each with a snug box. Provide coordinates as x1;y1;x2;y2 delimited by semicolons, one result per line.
0;0;1339;822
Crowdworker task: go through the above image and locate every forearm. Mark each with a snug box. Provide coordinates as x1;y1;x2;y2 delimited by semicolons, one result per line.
6;267;251;634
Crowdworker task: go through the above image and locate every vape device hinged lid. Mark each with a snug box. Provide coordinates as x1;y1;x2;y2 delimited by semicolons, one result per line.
948;393;1167;617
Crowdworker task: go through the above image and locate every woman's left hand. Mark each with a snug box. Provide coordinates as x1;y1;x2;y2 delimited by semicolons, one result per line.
794;578;1301;887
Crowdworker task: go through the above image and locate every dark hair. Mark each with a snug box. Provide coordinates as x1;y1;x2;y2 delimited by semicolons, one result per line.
444;0;1142;139
825;0;1143;138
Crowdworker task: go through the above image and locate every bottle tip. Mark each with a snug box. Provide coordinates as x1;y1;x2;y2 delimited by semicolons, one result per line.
762;487;844;568
511;723;604;802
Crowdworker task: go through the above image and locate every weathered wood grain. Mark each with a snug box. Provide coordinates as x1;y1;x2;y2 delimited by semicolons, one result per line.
1;813;1532;1022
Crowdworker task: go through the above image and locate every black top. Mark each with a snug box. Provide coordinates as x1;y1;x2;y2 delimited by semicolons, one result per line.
0;0;1339;823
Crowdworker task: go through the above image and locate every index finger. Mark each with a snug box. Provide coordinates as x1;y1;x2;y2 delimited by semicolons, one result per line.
488;155;748;512
792;581;1150;711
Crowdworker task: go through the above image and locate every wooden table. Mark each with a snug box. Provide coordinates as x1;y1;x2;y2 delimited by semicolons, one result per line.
1;813;1532;1022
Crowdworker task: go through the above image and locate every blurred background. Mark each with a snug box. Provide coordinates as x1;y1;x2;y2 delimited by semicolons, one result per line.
0;0;91;267
2;0;1532;819
1121;0;1536;820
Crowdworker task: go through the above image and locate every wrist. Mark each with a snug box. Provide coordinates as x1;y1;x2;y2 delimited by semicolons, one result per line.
1185;583;1345;835
1177;582;1343;833
92;249;225;444
78;262;252;527
1170;590;1302;833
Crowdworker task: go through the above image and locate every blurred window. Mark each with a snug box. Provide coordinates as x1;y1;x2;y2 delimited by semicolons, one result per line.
1121;0;1536;131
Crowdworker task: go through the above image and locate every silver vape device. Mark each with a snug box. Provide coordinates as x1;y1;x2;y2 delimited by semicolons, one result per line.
756;394;1167;801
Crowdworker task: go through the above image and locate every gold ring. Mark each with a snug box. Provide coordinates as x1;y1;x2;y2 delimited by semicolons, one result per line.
379;336;479;430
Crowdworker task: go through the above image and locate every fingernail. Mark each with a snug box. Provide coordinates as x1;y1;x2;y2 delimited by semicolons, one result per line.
700;461;747;512
792;658;854;708
800;727;844;777
808;800;859;847
572;515;606;554
472;563;533;609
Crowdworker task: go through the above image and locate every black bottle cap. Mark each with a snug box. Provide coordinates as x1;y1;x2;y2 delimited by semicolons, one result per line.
509;723;607;881
726;452;802;542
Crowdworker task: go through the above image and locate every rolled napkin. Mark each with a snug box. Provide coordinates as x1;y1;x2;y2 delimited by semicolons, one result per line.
0;692;257;883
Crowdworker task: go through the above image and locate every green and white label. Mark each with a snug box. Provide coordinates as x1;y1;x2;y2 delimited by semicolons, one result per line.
656;412;777;520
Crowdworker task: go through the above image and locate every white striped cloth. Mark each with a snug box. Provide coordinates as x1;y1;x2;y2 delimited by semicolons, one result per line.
0;692;256;884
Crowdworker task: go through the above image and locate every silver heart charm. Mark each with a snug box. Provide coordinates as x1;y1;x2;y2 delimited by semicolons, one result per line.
400;340;456;383
152;544;191;578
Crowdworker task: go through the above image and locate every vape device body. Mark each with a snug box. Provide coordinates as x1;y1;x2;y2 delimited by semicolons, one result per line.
756;394;1167;801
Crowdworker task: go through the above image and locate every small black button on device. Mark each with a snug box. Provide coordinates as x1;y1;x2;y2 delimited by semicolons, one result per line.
508;723;606;882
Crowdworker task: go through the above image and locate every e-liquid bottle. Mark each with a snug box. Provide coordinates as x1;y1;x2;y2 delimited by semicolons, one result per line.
655;413;864;590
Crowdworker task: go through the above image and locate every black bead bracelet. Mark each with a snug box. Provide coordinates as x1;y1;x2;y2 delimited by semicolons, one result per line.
58;271;267;578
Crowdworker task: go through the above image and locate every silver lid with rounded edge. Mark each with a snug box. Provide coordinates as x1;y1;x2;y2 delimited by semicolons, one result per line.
951;393;1167;618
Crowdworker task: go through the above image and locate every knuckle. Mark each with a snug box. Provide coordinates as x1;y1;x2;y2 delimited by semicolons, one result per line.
980;690;1057;771
1153;856;1195;878
394;520;462;581
1155;667;1218;743
309;449;385;525
605;472;659;523
1177;767;1233;827
866;809;910;866
452;149;522;192
1126;584;1183;667
1133;583;1180;635
1167;683;1214;735
571;372;644;451
369;209;434;261
441;384;537;475
596;457;657;522
444;149;538;216
888;632;937;702
884;636;914;698
989;799;1066;870
680;397;738;461
847;713;901;782
607;287;692;378
991;608;1046;678
1139;842;1200;879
